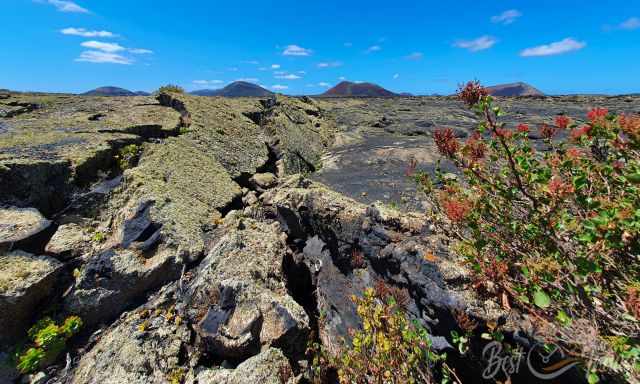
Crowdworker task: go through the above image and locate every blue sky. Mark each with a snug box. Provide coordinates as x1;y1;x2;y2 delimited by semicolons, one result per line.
1;0;639;95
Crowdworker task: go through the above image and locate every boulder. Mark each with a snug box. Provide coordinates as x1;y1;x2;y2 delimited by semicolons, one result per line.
249;172;277;190
187;348;293;384
0;207;50;247
45;223;90;260
65;247;182;326
0;250;62;344
70;286;191;384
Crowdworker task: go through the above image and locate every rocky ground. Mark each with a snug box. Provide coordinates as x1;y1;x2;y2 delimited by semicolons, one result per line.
1;90;639;383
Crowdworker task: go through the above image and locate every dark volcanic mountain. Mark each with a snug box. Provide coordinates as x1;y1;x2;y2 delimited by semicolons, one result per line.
191;81;274;97
486;82;544;97
322;81;397;97
81;86;138;97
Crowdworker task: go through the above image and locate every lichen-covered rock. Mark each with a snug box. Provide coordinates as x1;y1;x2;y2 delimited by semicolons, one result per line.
187;348;292;384
157;92;269;178
0;206;50;247
0;94;180;215
111;137;242;257
0;250;62;344
65;247;182;326
185;217;309;360
70;286;190;384
45;223;90;260
262;96;335;174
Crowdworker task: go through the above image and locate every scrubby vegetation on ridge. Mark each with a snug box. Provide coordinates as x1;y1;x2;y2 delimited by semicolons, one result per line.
415;81;640;382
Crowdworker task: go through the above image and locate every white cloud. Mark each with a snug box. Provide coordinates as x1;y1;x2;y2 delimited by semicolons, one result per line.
236;78;259;83
271;64;281;69
393;73;400;79
272;84;289;90
274;70;287;75
258;67;268;71
76;50;132;65
282;45;313;56
520;38;586;57
129;48;153;54
365;45;382;53
454;35;497;52
317;61;343;68
491;9;522;25
241;60;260;65
40;0;89;13
275;74;302;80
193;80;224;87
620;17;640;30
318;82;331;87
404;52;423;60
338;76;346;81
61;28;115;38
81;41;125;53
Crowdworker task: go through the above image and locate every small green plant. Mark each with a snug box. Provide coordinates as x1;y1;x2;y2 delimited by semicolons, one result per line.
312;287;444;383
115;144;141;171
16;316;83;374
157;84;184;94
91;231;107;243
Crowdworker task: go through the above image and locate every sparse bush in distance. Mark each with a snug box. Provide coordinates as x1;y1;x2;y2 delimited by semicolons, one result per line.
421;80;640;382
157;84;184;94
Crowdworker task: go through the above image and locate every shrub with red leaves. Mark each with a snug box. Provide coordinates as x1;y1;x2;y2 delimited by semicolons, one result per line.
555;115;571;129
441;197;472;222
422;80;640;382
457;80;488;107
539;123;557;139
434;128;460;158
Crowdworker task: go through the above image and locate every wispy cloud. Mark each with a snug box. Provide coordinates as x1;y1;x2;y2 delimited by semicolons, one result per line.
520;38;586;57
454;35;497;52
404;52;423;60
241;60;260;65
236;78;259;83
282;45;313;56
272;84;289;90
61;28;115;38
275;74;302;80
338;76;347;81
193;80;224;87
39;0;89;13
318;82;331;87
81;41;125;53
129;48;153;54
491;9;522;25
76;51;131;64
271;64;281;69
620;17;640;30
317;61;343;68
393;73;400;79
365;45;382;53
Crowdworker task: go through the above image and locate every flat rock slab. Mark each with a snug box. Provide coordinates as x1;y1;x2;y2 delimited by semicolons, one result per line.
0;250;62;344
0;206;50;245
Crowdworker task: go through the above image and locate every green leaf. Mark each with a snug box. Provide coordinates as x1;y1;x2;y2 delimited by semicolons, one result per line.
533;289;551;309
626;173;640;184
555;310;572;326
587;371;599;384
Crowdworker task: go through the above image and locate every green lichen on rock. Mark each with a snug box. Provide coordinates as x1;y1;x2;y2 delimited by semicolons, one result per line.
112;136;241;255
157;92;269;178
